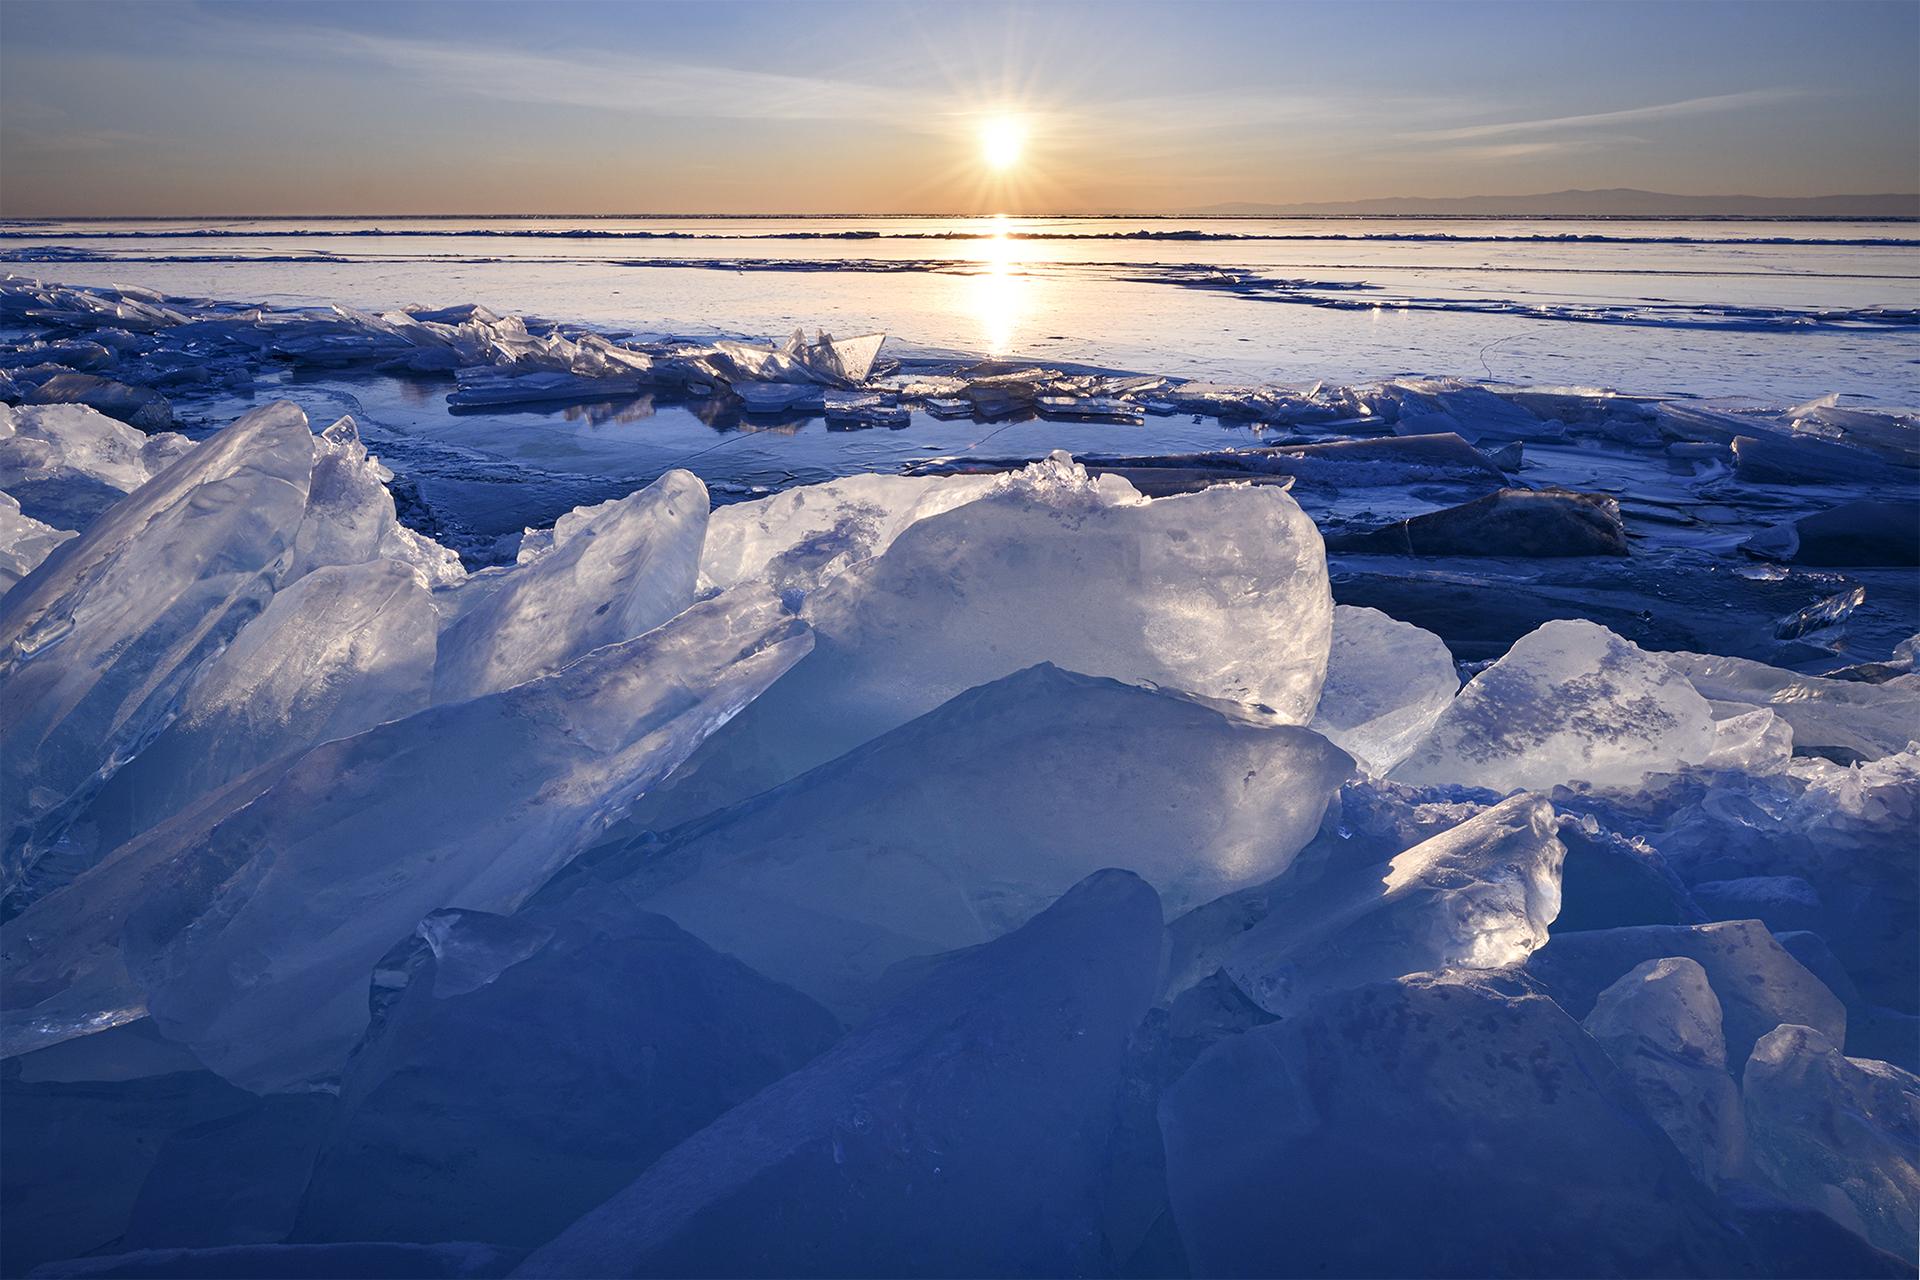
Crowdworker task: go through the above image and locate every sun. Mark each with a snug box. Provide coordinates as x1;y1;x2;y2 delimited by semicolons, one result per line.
980;116;1025;171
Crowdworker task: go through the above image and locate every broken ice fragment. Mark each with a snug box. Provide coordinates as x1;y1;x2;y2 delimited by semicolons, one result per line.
1308;605;1457;775
1158;974;1756;1278
433;470;706;703
1390;619;1720;794
583;664;1351;1015
293;902;840;1248
1202;794;1564;1016
70;559;439;859
1664;649;1920;762
633;452;1333;830
20;371;173;431
1582;957;1746;1187
2;589;810;1090
516;870;1163;1279
1742;500;1920;567
1774;585;1866;639
288;416;463;588
1744;1023;1920;1262
696;471;997;598
0;402;192;532
1325;488;1628;557
0;492;74;593
1525;919;1846;1069
0;402;314;902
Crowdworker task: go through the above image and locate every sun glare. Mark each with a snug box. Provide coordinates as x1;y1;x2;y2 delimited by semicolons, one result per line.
980;116;1025;171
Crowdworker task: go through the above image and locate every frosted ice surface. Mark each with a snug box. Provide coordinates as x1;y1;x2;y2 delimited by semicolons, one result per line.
1207;794;1565;1016
1744;1024;1920;1262
0;403;314;901
633;453;1332;829
289;417;463;589
598;664;1351;1015
0;403;192;532
1582;957;1746;1186
1158;974;1752;1279
1309;605;1457;775
73;559;438;855
697;471;998;598
1666;650;1920;762
1390;619;1720;793
516;870;1162;1279
2;589;810;1089
0;492;74;593
295;903;839;1248
433;470;706;704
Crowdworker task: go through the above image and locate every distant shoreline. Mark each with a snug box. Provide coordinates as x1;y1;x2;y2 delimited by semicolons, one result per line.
4;212;1918;225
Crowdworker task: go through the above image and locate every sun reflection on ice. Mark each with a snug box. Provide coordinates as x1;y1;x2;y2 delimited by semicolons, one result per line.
968;217;1028;357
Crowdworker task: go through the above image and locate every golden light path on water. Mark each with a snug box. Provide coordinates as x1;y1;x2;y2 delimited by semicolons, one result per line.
967;215;1029;357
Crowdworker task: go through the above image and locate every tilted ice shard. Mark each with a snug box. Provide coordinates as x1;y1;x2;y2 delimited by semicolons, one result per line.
1158;975;1759;1279
1665;649;1920;762
287;417;463;589
516;870;1163;1279
0;492;74;593
1386;378;1555;443
0;402;314;902
712;328;885;388
433;470;707;704
632;453;1332;829
582;664;1351;1015
1390;618;1720;794
1;589;811;1090
71;559;439;857
294;901;840;1249
0;402;193;532
697;471;998;598
1201;793;1564;1016
19;371;174;432
1309;605;1458;775
1582;957;1746;1187
1744;1023;1920;1263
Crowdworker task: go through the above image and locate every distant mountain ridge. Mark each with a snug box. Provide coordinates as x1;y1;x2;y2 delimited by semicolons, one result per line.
1180;189;1920;218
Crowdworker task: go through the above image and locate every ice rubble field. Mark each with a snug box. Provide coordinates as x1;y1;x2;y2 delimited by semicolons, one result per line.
0;279;1917;1279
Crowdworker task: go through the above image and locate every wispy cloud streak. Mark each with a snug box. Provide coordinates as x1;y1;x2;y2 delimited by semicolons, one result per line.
1406;89;1805;143
342;33;955;125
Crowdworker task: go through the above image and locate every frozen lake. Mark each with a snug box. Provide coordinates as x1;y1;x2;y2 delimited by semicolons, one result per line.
5;214;1918;403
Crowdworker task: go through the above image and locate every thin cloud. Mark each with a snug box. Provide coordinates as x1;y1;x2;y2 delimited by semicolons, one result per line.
1431;137;1647;162
341;32;956;126
1407;89;1806;143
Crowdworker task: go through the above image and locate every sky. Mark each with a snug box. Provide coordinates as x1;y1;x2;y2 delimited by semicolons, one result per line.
1;0;1916;217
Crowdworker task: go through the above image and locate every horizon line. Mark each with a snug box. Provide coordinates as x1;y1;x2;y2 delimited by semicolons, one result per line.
4;208;1919;223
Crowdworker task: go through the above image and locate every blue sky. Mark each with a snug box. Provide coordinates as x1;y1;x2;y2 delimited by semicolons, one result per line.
2;0;1915;215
